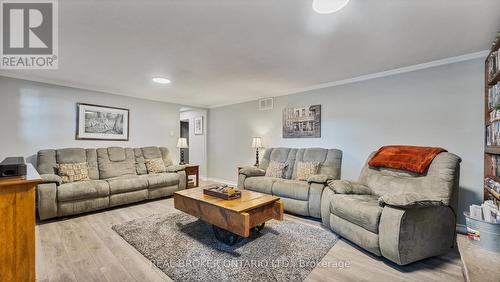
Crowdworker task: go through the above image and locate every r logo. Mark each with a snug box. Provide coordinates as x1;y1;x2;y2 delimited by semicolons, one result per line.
2;2;53;54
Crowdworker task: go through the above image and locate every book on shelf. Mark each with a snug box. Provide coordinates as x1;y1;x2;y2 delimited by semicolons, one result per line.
485;178;500;194
485;121;500;146
488;51;498;81
488;83;500;110
490;109;500;122
487;156;500;178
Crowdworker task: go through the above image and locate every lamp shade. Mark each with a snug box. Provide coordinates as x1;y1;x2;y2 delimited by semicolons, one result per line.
251;137;263;148
176;138;189;149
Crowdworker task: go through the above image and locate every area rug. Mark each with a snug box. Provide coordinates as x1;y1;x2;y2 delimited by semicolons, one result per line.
112;211;338;282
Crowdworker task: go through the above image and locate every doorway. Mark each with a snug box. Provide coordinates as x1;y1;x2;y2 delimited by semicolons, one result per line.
180;120;189;164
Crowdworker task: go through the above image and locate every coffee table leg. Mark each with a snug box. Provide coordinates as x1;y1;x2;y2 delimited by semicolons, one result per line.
212;225;239;245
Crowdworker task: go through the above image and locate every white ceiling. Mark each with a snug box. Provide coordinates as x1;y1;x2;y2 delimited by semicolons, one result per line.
1;0;500;108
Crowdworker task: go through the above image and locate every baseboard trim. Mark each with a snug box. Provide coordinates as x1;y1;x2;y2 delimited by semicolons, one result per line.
205;177;238;187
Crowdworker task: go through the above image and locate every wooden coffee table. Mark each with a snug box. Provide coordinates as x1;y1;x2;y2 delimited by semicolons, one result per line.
174;187;283;245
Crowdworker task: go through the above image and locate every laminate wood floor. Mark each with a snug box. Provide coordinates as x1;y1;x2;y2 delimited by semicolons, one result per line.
36;186;465;282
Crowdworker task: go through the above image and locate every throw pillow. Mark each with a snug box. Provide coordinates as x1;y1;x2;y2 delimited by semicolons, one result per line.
296;161;320;181
265;161;287;178
145;158;167;174
57;162;90;184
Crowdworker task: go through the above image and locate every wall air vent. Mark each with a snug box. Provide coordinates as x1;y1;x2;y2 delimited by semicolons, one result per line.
259;98;274;111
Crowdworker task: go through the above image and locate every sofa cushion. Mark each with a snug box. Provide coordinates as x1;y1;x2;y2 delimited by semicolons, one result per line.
142;173;179;188
85;149;99;180
135;147;175;175
107;176;148;194
292;148;342;180
57;180;109;202
108;147;127;162
272;179;310;201
37;149;57;175
57;162;90;184
244;176;279;194
330;194;382;234
264;161;287;178
145;158;167;174
97;147;136;179
56;148;86;164
142;146;163;159
259;148;298;179
296;161;320;181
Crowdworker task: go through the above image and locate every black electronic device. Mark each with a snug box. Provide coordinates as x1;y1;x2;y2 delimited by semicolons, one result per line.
0;157;27;178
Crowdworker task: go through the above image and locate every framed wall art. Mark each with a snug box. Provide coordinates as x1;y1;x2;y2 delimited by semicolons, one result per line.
76;103;129;141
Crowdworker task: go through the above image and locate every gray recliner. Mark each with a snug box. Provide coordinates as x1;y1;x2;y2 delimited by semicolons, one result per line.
36;146;186;220
238;147;342;218
321;152;461;265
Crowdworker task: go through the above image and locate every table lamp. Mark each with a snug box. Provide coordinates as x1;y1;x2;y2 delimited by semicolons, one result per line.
252;137;263;167
176;138;189;165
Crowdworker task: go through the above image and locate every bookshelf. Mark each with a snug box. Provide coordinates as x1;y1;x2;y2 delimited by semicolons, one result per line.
484;31;500;203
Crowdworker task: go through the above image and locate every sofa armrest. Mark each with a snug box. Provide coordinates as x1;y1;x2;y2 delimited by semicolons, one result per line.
378;192;445;208
328;180;372;195
307;174;332;184
239;166;266;177
40;174;62;186
379;205;455;265
166;165;185;173
37;183;58;220
176;170;187;190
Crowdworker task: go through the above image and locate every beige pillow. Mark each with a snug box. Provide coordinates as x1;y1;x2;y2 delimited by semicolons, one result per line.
296;161;320;181
145;158;167;174
57;162;90;184
265;161;287;178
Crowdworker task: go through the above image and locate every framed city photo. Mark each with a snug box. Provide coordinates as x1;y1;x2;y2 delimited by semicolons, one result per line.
76;103;129;141
194;116;203;135
282;104;321;138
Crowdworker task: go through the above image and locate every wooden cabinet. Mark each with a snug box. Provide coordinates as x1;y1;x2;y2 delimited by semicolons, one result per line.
0;164;41;282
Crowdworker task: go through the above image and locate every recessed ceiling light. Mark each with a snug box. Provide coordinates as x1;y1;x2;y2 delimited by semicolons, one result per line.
152;77;171;84
312;0;349;14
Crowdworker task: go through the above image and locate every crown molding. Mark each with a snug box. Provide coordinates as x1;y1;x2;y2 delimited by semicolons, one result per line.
1;50;489;109
208;50;489;108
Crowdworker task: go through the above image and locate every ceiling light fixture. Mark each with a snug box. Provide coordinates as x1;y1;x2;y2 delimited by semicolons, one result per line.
152;77;171;84
312;0;349;14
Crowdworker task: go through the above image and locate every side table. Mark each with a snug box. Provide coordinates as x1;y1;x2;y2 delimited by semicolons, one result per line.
185;164;199;188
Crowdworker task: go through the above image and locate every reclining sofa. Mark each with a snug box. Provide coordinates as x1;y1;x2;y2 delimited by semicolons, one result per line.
36;146;186;220
238;147;342;218
321;151;461;265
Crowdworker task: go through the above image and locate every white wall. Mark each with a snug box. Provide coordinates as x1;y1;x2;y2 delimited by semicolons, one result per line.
0;76;183;164
208;59;484;225
180;109;208;177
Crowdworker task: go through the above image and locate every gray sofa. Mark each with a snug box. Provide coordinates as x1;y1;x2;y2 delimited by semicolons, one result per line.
321;152;461;265
238;147;342;218
36;146;186;220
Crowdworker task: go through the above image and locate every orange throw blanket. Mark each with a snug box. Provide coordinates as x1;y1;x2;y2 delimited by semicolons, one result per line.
368;145;447;174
